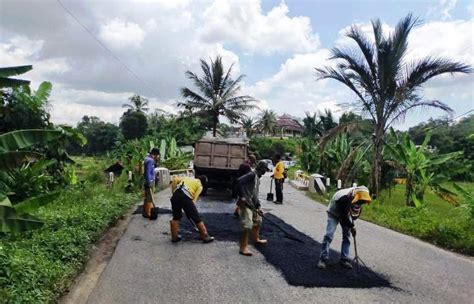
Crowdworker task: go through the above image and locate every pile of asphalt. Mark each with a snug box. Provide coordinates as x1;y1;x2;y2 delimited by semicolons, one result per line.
175;211;392;289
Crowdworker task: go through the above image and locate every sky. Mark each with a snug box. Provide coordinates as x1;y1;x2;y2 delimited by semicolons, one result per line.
1;0;473;130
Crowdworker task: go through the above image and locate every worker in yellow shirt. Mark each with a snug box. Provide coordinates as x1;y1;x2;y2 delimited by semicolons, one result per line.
271;154;285;204
169;176;214;243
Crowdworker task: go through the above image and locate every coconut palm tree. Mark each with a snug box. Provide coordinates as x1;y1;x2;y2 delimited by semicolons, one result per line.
122;94;149;112
315;14;471;196
302;112;322;139
257;109;278;136
178;56;257;137
241;117;256;138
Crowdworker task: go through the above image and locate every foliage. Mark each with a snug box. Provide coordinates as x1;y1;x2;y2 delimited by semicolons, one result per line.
179;55;257;137
147;111;207;145
1;81;52;133
386;128;461;207
241;117;256;138
257;109;278;136
408;115;474;181
122;94;149;112
74;116;120;155
0;65;32;88
315;14;471;196
119;109;148;140
0;180;139;302
302;112;322;139
453;183;474;219
249;137;298;160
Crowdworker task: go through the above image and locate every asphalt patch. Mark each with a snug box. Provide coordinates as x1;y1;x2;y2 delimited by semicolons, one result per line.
133;205;173;215
177;211;392;289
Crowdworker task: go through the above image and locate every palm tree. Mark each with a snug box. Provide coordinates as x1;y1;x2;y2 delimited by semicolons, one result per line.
302;112;322;139
122;94;149;112
315;14;471;196
241;117;256;138
178;56;257;137
319;109;338;132
257;109;277;136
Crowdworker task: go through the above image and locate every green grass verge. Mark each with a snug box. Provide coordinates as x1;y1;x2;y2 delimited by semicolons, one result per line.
306;183;474;256
0;179;140;302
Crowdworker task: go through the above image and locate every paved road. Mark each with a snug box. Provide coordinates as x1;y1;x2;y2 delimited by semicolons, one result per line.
88;175;474;303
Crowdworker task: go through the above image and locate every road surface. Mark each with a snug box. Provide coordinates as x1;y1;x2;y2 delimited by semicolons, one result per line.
87;175;474;303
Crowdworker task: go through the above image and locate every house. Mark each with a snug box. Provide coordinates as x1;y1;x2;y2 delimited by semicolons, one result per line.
276;114;304;138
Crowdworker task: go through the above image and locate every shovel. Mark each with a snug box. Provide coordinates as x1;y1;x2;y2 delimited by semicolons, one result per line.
266;178;274;201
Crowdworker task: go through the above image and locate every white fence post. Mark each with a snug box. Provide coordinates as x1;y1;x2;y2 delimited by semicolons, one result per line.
326;178;330;187
337;179;342;189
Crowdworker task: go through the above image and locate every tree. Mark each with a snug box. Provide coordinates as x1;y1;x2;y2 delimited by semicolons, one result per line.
76;116;120;154
315;14;471;196
179;56;257;137
1;82;52;133
318;109;338;132
302;112;322;139
122;94;149;112
120;109;148;140
241;117;256;138
257;109;277;136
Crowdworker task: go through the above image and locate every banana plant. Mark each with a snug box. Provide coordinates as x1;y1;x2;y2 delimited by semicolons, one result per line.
0;129;63;233
0;65;32;88
386;128;461;207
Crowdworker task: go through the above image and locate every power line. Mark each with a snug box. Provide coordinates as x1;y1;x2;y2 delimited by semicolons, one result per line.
424;108;474;132
56;0;159;97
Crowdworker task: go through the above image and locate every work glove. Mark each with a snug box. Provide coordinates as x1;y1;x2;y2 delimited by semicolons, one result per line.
350;227;356;237
256;208;264;216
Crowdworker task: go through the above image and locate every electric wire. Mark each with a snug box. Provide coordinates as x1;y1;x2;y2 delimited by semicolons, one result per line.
55;0;159;97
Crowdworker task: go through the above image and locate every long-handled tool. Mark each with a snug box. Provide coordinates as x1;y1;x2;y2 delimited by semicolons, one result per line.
353;233;368;272
266;178;274;201
148;187;159;220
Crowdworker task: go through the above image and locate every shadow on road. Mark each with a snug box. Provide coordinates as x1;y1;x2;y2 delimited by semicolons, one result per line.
172;211;393;289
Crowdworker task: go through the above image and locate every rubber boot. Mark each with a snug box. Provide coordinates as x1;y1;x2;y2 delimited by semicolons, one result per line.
251;226;267;245
239;229;252;256
170;220;182;242
142;202;152;218
196;222;214;243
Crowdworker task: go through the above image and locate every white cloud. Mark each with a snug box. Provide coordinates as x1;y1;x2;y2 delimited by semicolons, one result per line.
200;0;320;55
428;0;458;20
99;18;146;49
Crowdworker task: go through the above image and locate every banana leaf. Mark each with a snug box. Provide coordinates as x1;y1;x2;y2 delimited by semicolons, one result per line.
0;205;43;233
0;65;33;77
0;129;63;152
13;191;61;214
0;151;43;170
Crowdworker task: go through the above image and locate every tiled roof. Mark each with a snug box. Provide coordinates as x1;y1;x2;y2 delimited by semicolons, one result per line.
277;114;304;132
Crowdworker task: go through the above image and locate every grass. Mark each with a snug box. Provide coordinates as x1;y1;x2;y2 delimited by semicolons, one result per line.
306;183;474;256
0;157;141;303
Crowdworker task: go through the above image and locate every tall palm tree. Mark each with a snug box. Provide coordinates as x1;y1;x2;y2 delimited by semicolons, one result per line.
315;14;471;196
178;56;257;137
257;109;277;136
122;94;149;112
241;117;255;138
319;109;338;132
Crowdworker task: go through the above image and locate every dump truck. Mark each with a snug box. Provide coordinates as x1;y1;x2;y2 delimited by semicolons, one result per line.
193;136;249;194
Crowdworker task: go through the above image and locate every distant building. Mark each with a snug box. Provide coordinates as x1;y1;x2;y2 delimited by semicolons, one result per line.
276;114;304;138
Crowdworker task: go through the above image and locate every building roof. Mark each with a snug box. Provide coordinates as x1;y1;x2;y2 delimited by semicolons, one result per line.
277;114;304;132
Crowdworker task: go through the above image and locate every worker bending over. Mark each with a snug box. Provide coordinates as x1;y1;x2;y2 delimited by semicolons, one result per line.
317;186;371;269
236;161;269;256
169;176;214;243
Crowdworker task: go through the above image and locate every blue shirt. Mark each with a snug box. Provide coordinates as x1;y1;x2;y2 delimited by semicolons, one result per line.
144;155;155;184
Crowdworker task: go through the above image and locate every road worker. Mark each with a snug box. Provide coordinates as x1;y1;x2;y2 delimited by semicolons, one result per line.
271;154;285;204
317;186;371;269
142;148;160;218
236;160;268;256
169;175;214;243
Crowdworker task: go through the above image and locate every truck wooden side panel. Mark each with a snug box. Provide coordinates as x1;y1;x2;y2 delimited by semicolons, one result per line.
194;141;247;170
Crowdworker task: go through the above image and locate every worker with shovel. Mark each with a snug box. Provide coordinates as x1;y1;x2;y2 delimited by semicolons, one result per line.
317;186;371;269
169;175;214;243
236;161;269;256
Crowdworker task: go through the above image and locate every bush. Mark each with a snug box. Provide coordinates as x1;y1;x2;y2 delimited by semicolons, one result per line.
0;182;139;302
249;137;298;159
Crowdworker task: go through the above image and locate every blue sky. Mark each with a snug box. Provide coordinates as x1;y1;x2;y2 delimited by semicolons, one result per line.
1;0;473;129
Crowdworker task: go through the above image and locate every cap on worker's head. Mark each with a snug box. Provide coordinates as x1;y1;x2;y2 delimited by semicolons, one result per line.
351;186;371;204
150;147;160;155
